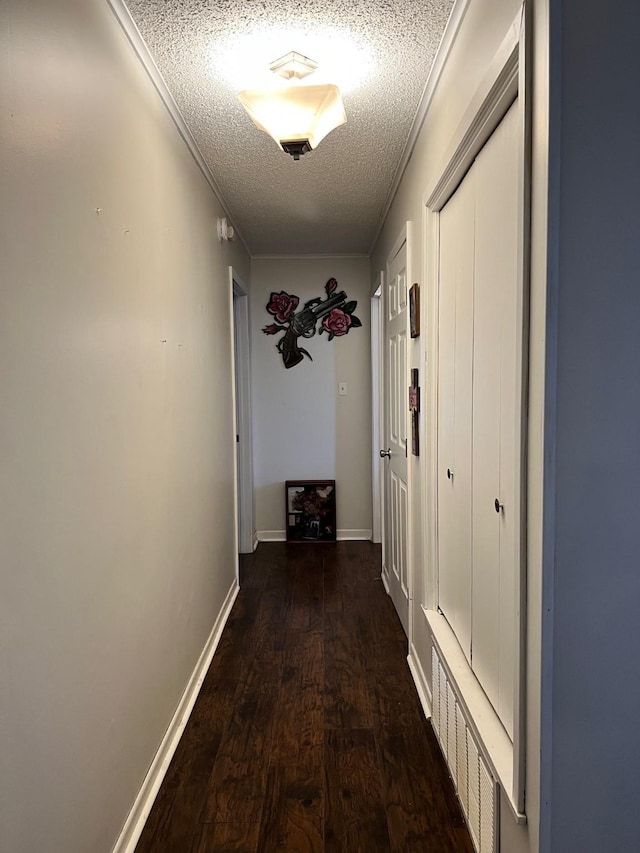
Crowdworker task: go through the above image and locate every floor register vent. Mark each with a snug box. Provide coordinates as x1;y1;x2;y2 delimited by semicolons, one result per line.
431;645;499;853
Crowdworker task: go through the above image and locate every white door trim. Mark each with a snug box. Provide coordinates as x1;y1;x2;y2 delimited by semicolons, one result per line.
371;273;384;544
230;269;255;555
426;10;521;211
404;221;415;648
421;204;440;615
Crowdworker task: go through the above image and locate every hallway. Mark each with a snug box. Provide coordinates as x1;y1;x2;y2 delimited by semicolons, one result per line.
136;542;473;851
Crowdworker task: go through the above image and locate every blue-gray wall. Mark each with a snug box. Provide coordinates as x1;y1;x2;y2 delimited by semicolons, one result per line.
543;1;640;849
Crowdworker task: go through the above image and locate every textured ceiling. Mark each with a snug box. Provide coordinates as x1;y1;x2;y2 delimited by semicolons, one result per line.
125;0;455;255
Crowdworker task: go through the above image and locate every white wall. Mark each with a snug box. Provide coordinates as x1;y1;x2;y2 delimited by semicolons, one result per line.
370;0;542;850
251;257;372;539
0;1;249;851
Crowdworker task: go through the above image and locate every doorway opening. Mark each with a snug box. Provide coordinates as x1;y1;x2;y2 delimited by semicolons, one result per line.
371;275;383;546
230;270;255;555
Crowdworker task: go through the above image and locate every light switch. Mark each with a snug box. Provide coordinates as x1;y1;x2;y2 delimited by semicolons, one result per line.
338;382;348;396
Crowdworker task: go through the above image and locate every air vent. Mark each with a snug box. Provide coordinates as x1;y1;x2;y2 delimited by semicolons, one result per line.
431;645;499;852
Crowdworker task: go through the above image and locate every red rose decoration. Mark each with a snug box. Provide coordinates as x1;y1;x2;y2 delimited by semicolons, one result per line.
266;291;299;323
322;308;352;336
262;324;280;335
325;277;338;295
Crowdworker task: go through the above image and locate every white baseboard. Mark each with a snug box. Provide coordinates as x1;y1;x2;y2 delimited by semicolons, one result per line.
112;578;240;853
256;529;372;542
256;530;286;542
337;529;372;541
381;565;390;594
408;643;432;720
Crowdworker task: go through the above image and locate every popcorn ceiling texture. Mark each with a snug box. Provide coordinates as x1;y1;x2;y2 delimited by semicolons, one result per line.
126;0;455;255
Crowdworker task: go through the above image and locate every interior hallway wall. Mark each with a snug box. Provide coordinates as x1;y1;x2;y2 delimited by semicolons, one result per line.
370;0;540;850
0;1;250;850
251;256;372;540
543;0;640;849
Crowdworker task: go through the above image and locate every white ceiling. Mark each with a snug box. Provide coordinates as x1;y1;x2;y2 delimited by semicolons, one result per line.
125;0;455;256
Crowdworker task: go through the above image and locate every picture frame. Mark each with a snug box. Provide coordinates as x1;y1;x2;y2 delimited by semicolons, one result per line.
411;410;420;456
409;367;420;456
409;283;420;338
286;480;337;543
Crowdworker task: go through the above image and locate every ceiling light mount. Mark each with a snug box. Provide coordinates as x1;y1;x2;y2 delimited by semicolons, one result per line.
280;140;312;161
269;51;318;81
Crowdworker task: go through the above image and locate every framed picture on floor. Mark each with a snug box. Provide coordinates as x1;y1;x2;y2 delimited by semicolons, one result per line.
286;480;336;542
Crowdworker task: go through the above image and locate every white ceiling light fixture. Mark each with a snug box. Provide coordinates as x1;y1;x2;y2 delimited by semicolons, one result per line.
238;51;347;160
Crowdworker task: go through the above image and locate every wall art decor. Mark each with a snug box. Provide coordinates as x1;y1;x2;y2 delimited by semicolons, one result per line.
409;367;420;456
409;282;420;338
263;277;362;368
286;480;336;542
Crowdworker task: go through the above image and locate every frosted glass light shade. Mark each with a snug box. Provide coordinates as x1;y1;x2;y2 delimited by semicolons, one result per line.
238;83;346;152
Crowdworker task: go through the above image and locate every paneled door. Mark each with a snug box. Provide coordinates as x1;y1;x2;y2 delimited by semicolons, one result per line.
381;239;409;635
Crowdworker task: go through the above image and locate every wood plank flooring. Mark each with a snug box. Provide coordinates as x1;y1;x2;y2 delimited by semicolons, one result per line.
136;542;473;852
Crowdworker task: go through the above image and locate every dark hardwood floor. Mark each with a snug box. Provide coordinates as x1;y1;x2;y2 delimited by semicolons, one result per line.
136;542;473;852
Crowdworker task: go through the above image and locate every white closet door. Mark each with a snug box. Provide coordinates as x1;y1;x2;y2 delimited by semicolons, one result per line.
437;173;475;662
471;100;519;737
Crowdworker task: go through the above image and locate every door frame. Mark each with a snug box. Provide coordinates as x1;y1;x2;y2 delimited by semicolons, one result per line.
230;268;255;555
371;273;384;545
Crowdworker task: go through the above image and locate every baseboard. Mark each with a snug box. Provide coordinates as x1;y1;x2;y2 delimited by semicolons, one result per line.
252;533;259;551
112;578;240;853
381;565;390;594
337;529;372;541
256;530;286;542
408;643;433;720
256;529;372;542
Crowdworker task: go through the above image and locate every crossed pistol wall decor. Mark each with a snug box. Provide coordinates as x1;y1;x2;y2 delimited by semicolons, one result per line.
262;277;362;368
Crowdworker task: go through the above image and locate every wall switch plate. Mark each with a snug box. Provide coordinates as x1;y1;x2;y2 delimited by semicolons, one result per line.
338;382;348;396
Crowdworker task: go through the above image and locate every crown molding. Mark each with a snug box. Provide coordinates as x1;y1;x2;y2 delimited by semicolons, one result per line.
425;10;520;210
368;0;473;255
106;0;249;255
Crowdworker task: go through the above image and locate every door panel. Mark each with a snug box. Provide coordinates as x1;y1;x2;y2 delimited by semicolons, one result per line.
471;101;519;737
437;178;475;662
399;478;408;596
382;240;409;635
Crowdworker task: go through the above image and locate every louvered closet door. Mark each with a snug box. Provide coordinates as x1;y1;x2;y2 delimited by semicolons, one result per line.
471;100;519;738
437;175;475;663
